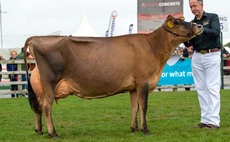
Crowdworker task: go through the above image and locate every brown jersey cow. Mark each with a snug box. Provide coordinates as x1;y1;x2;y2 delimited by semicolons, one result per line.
24;15;203;137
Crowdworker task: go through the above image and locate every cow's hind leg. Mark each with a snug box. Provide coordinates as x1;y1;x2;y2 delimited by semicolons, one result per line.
137;82;150;135
35;111;43;135
42;97;58;138
34;98;43;135
27;75;43;135
130;91;139;132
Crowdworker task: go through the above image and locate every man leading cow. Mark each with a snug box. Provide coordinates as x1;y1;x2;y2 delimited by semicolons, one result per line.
24;15;203;137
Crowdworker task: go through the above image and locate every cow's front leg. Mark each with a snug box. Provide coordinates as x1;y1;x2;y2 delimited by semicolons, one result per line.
137;83;150;135
35;112;43;135
130;91;139;132
42;97;58;137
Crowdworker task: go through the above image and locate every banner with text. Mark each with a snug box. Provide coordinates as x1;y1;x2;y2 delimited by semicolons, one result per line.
138;0;183;33
158;58;194;86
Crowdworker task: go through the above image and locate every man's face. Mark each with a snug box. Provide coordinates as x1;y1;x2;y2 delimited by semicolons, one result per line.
189;0;203;17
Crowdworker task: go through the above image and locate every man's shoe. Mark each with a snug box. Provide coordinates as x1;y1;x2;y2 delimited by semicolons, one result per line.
206;124;219;129
193;123;208;128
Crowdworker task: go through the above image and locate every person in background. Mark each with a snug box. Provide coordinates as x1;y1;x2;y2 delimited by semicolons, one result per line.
179;46;194;91
17;47;27;91
184;0;221;129
0;55;4;81
7;50;19;98
180;46;193;61
27;52;36;71
223;48;230;75
222;47;230;58
183;46;193;58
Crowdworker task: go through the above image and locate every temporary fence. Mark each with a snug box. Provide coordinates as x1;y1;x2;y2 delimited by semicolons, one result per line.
0;57;229;96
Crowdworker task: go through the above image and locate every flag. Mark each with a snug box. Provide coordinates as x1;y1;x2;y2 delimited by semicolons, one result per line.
105;30;109;37
106;11;118;37
129;24;133;34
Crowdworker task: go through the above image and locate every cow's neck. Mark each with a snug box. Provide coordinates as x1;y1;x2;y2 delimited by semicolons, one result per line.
149;27;176;61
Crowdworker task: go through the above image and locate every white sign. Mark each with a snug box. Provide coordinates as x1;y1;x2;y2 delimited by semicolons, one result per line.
219;15;228;32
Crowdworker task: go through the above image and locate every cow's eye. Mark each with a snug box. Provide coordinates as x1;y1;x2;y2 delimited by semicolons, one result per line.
174;19;181;25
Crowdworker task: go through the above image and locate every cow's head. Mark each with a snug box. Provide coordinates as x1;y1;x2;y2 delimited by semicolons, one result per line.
162;15;203;41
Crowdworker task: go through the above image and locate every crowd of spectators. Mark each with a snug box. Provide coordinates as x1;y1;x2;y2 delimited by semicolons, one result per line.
0;47;35;98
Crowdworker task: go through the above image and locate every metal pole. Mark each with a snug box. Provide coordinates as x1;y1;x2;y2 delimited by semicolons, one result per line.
0;2;7;48
0;2;3;48
220;32;224;89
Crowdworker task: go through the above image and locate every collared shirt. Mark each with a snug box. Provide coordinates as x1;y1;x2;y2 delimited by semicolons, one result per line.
184;12;221;51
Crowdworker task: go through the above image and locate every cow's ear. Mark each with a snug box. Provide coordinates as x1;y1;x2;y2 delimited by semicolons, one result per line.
167;20;174;28
166;15;174;28
167;15;174;20
179;16;185;21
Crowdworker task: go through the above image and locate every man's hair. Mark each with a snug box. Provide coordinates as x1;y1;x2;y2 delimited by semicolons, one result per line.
189;0;203;4
197;0;203;4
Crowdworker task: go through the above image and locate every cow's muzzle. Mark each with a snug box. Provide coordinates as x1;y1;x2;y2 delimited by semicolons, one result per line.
189;23;203;38
196;24;203;35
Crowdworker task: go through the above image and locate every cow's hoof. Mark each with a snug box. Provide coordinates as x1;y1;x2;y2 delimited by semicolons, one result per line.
130;127;139;132
48;133;59;138
144;131;150;135
141;129;150;135
35;129;43;135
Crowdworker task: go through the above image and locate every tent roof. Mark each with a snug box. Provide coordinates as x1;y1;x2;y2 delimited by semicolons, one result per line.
72;15;99;37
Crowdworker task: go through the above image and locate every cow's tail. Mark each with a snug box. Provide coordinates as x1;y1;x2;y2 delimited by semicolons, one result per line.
24;37;41;113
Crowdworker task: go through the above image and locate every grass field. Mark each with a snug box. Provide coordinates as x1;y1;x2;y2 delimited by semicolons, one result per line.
0;90;230;142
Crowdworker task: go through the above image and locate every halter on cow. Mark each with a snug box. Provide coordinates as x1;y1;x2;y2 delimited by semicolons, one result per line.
24;15;203;137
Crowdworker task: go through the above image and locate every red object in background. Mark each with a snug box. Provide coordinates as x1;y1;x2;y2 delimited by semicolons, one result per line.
224;60;230;75
226;60;230;66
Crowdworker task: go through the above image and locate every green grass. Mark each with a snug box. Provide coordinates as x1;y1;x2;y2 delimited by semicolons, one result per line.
0;90;230;142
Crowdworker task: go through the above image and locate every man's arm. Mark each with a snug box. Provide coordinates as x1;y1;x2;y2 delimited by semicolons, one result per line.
184;40;193;47
203;13;220;38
